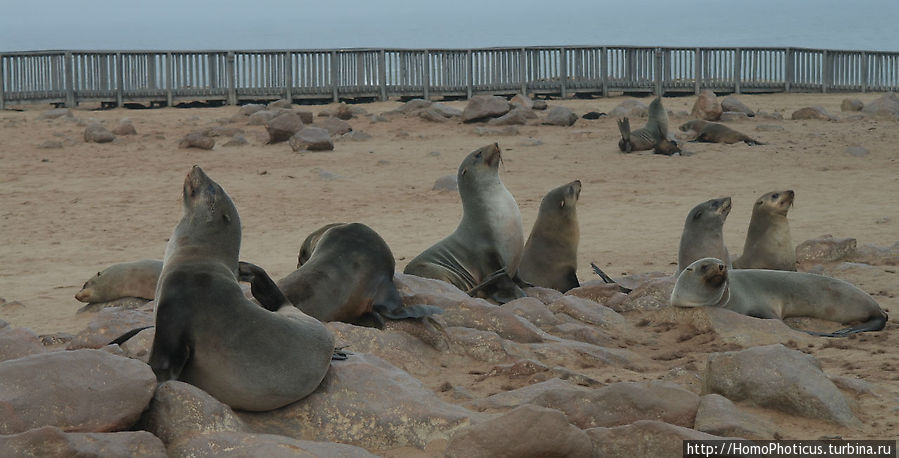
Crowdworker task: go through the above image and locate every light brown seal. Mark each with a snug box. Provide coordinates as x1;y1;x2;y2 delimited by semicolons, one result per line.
404;143;527;304
75;259;163;303
672;257;888;336
734;190;796;271
679;119;764;145
272;222;441;328
149;166;334;411
518;180;581;292
617;96;681;155
677;197;732;274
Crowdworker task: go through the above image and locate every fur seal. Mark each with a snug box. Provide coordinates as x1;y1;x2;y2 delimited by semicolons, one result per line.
404;143;527;304
617;96;681;155
273;222;441;328
149;166;334;411
679;120;764;145
734;190;796;271
75;259;163;303
518;180;581;292
672;257;888;336
677;197;732;274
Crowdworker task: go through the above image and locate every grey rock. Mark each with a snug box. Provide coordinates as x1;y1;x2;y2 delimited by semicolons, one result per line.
445;327;515;363
861;92;899;118
795;235;857;264
141;380;245;447
462;95;511;122
418;108;450;123
791;106;836;121
444;405;592;458
532;99;548;110
178;131;215;150
441;300;544;343
327;321;446;376
0;349;156;433
119;326;154;363
841;98;864;112
0;325;47;363
565;281;627;306
0;426;165;458
247;110;277;125
39;108;73;120
755;124;785;132
549;322;617;347
509;93;534;110
67;308;154;350
521;286;563;305
289;126;333;151
609;99;648;118
430;102;463;118
266;98;293;110
394;272;472;309
111;119;137;136
334;103;357;120
504;296;562;328
266;111;304;143
316;116;352;136
395;98;432;114
432;174;458;192
487;107;531;126
588;420;734;457
695;393;777;440
719;111;749;121
237;103;265;116
171;431;377;457
339;130;372;141
703;344;858;426
691;90;722;121
472;126;519;136
222;135;249;147
84;124;115;143
543;106;578;126
468;377;587;411
38;140;64;149
547;295;626;329
756;111;784;120
721;95;755;116
607;275;676;312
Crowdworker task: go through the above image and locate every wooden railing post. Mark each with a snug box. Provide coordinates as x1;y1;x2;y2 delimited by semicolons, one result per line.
1;54;6;110
600;46;608;97
226;51;236;105
283;51;292;102
519;48;527;95
64;51;75;107
466;49;473;99
559;47;568;98
166;52;174;107
694;48;701;94
785;48;793;92
378;49;387;101
860;51;868;93
423;50;430;100
654;48;662;96
115;52;124;107
734;48;742;94
822;50;829;93
330;50;339;103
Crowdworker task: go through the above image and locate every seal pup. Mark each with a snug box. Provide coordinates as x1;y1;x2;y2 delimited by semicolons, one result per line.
734;190;796;271
679;120;764;146
404;143;527;304
75;259;163;303
617;96;681;155
672;257;888;336
677;197;732;274
148;166;334;411
272;222;441;328
518;180;581;292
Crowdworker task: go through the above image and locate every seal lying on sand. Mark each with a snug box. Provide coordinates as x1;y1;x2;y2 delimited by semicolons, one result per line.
518;180;581;292
268;223;441;328
148;166;334;411
677;197;732;274
404;143;527;304
617;96;681;155
734;190;796;271
75;259;162;303
672;257;888;336
679;120;764;145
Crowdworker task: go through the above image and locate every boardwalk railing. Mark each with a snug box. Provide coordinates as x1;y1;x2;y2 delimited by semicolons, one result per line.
1;46;897;108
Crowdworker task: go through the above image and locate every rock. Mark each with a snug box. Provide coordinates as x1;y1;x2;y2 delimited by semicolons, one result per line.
0;349;156;434
846;146;869;157
140;381;245;447
609;99;648;118
265;111;304;143
517;339;650;372
588;420;734;457
607;275;676;312
468;377;587;411
119;327;154;363
691;90;722;121
170;431;377;457
222;135;248;147
851;241;899;266
487;107;531;126
326;322;446;375
247;110;277;126
266;98;292;110
547;296;626;328
432;174;458;192
756;111;784;120
543;106;578;126
38;140;64;149
0;426;166;457
237;103;265;116
179;131;215;150
521;287;563;305
861;92;899;118
504;297;562;329
334;103;356;120
720;95;755;116
395;98;432;114
238;353;480;450
703;344;857;426
565;281;627;305
39;108;73;120
208;126;244;137
444;405;592;458
461;95;511;123
795;235;857;264
694;393;777;440
84;124;115;143
719;111;749;122
0;325;47;362
841;98;864;112
549;322;617;347
441;300;544;343
339;130;372;141
755;124;785;132
316;116;352;136
445;327;516;363
67;308;154;350
418;108;450;123
289;126;333;151
111;119;137;136
394;272;472;309
472;126;519;136
509;93;534;110
581;111;606;119
791;106;836;121
431;102;462;118
532;100;547;110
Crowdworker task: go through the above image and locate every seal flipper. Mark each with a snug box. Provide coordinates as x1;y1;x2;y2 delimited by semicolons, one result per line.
467;268;526;304
108;325;154;346
803;312;888;337
590;262;632;294
238;261;290;312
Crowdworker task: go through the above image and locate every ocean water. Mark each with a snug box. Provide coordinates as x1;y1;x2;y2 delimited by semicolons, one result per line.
1;0;897;52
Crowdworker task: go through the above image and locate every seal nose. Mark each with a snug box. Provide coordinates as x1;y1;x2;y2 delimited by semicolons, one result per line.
718;263;725;271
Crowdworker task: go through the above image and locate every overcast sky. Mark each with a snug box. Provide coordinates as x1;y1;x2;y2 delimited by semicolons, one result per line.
1;0;896;52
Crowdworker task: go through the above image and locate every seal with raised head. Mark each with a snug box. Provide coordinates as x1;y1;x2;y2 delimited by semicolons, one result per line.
677;197;732;274
518;180;581;292
734;190;796;271
148;166;334;411
617;96;681;155
671;257;888;336
679;120;764;146
271;222;441;328
404;143;527;304
75;259;163;303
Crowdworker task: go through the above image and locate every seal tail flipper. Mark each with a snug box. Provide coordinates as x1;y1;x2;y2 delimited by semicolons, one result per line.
590;262;632;294
374;303;443;320
238;261;291;312
802;312;888;337
331;345;351;361
108;325;154;346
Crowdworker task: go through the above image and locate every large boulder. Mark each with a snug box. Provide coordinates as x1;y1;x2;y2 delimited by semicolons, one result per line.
440;300;544;343
0;349;156;434
720;95;754;116
0;324;47;363
840;98;864;112
140;380;245;447
694;393;777;440
289;126;333;151
542;106;578;126
265;111;304;143
791;106;836;121
691;90;722;121
487;107;532;126
461;95;511;123
111;118;137;135
316;117;352;136
509;93;535;110
179;131;215;150
609;99;648;118
67;308;154;350
588;420;736;457
170;431;377;457
0;426;165;458
861;92;899;118
237;103;265;116
84;124;116;143
795;235;857;264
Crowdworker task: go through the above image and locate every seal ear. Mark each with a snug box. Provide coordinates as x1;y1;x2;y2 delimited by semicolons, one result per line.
560;200;565;208
460;168;467;177
692;210;703;220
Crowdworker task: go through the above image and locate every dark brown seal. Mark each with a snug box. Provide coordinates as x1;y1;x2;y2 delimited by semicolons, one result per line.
679;120;764;145
518;180;581;292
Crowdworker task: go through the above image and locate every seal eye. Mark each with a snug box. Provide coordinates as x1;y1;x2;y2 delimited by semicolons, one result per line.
475;152;482;159
772;193;779;199
559;200;565;208
692;210;703;220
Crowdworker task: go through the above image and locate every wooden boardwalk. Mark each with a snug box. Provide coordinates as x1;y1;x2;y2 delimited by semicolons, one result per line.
1;46;897;109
